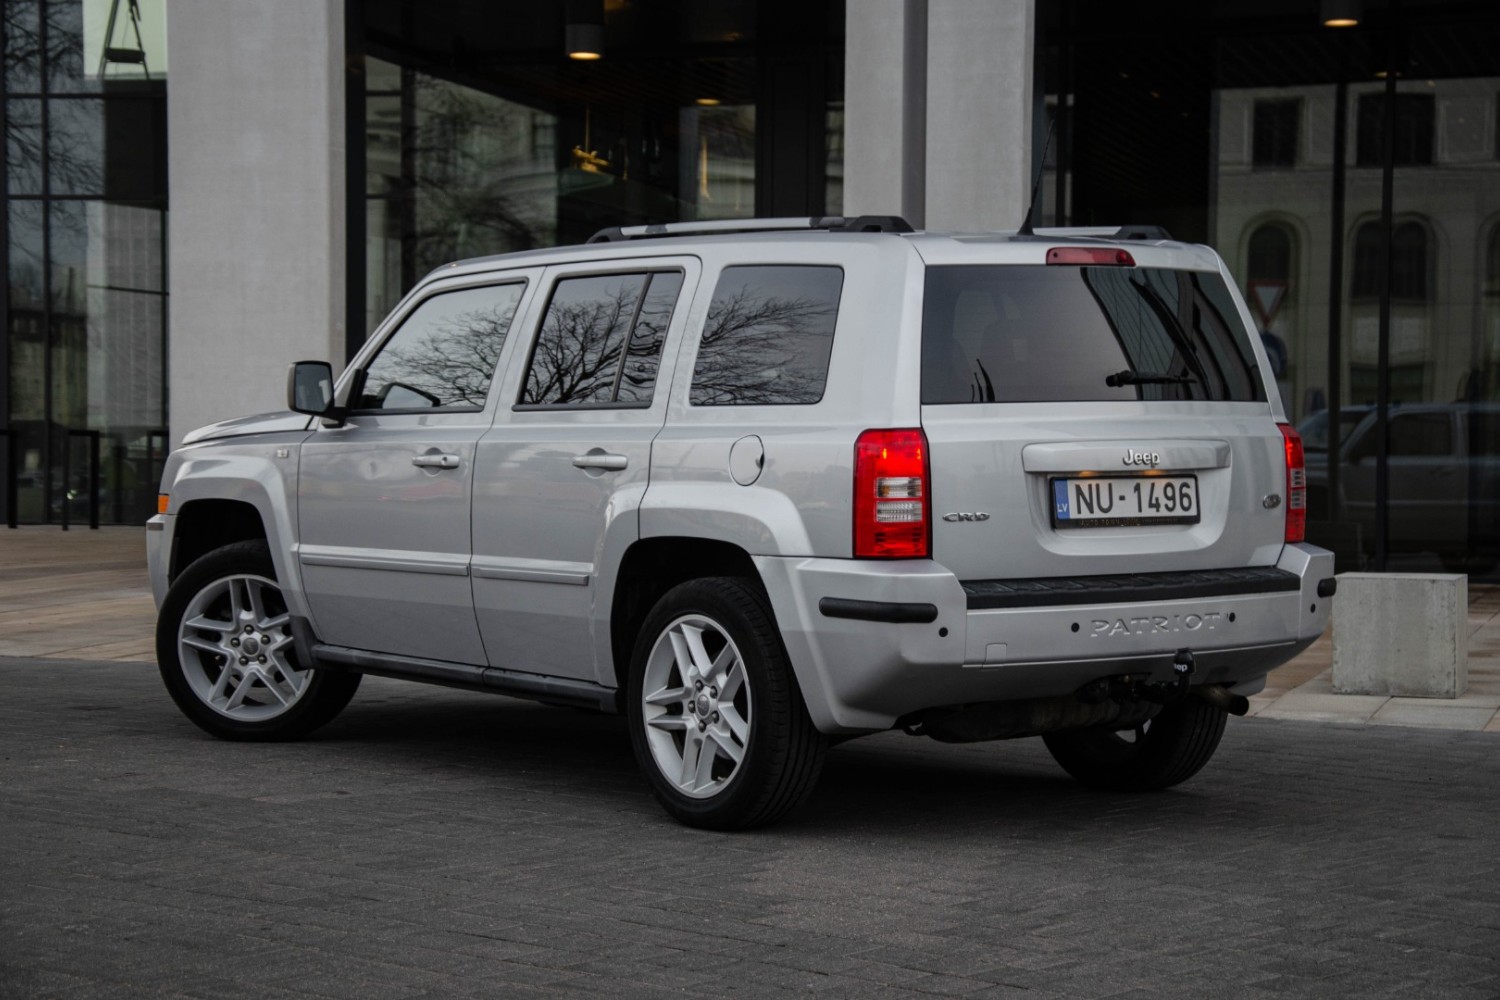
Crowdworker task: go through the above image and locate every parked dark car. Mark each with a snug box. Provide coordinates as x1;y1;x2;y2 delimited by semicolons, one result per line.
1300;403;1500;574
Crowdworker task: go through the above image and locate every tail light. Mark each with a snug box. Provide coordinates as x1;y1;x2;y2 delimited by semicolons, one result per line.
1278;423;1306;543
854;429;930;558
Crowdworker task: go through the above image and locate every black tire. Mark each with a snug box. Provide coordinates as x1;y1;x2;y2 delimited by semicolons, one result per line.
1041;697;1228;792
626;577;827;830
156;539;360;741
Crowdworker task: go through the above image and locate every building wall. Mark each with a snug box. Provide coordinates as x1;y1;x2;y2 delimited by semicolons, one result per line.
166;0;346;446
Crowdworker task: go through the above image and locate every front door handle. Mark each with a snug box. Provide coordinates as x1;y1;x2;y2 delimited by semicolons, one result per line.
412;453;461;470
572;452;628;471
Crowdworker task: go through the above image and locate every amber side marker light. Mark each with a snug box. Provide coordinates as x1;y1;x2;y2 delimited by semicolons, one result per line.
1046;247;1136;266
157;494;170;515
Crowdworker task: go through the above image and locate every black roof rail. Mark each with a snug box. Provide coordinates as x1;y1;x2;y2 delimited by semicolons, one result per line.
586;215;914;244
1112;224;1173;241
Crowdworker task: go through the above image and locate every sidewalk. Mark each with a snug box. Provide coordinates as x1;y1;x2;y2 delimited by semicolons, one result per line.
2;525;1497;732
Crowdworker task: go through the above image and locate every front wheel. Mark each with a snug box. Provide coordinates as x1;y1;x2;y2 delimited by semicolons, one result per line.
1041;697;1228;792
627;577;826;830
155;539;360;741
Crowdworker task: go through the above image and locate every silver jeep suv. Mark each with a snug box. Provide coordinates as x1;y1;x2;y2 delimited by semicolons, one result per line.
147;216;1334;829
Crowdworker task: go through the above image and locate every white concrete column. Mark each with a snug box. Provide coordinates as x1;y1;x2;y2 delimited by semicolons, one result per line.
167;0;345;447
845;0;1035;233
843;0;928;226
923;0;1034;231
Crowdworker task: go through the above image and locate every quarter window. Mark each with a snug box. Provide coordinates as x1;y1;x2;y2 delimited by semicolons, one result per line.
690;265;844;406
520;271;681;406
357;282;526;411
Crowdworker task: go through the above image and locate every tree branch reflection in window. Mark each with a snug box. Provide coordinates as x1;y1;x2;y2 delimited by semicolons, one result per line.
690;266;844;406
523;274;646;405
360;283;525;410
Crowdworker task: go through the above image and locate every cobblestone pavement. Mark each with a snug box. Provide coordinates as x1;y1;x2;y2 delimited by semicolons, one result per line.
2;657;1497;1000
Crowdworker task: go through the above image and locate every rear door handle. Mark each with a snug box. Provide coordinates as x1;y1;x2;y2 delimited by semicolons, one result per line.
411;453;461;470
572;452;628;471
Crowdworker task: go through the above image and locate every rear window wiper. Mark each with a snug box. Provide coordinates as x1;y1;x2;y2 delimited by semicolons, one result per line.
1105;369;1196;387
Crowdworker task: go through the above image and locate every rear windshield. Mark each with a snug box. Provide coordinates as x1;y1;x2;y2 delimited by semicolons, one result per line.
921;264;1266;404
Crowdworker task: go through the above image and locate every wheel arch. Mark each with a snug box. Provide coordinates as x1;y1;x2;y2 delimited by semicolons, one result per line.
608;536;761;691
170;499;269;582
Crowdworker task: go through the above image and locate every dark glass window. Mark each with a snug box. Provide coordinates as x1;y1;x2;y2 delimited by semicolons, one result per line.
1247;224;1293;283
690;265;844;406
521;271;680;406
1387;412;1453;458
358;283;526;411
1356;93;1435;167
1351;221;1429;301
1252;99;1299;168
921;265;1264;404
617;272;683;404
5;99;43;194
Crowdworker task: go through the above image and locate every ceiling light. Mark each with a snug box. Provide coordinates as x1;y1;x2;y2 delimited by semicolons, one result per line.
1320;0;1361;27
566;0;604;60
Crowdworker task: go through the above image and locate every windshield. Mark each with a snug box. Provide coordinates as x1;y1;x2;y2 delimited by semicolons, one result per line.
921;264;1266;404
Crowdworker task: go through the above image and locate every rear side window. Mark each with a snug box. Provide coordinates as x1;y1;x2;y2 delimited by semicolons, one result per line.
690;265;843;406
520;270;681;407
921;265;1266;404
358;282;526;411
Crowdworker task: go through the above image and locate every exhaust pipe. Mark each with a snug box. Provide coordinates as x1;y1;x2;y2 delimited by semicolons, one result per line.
1193;684;1250;717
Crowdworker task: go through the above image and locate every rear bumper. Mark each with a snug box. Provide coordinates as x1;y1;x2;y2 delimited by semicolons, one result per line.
756;543;1333;734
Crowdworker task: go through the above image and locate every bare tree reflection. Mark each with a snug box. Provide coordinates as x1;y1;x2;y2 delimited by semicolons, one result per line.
690;290;838;405
363;307;516;408
2;2;103;196
523;286;639;404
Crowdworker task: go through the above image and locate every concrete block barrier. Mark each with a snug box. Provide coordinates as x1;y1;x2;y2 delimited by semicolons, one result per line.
1332;572;1468;698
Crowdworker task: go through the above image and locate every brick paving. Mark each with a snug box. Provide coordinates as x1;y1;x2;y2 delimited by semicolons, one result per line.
2;657;1499;999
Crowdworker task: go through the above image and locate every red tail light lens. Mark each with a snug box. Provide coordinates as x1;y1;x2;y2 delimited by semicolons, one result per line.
854;429;930;558
1046;247;1136;266
1278;422;1306;544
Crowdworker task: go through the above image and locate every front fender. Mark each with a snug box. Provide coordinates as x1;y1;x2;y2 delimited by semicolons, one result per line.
159;434;311;616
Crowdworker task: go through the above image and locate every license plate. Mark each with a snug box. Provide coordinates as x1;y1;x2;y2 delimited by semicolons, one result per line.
1051;475;1200;528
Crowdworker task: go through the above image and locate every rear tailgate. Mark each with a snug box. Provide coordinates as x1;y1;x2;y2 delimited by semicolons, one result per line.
916;245;1289;583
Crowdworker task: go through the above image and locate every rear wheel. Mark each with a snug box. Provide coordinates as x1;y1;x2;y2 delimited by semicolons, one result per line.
627;577;826;830
156;540;360;741
1041;698;1227;792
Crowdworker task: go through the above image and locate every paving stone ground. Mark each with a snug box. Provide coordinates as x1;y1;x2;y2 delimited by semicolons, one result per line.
2;657;1497;1000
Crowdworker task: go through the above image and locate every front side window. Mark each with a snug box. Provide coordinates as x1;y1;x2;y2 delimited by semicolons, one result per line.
921;265;1265;404
520;270;682;406
357;282;525;411
690;265;844;405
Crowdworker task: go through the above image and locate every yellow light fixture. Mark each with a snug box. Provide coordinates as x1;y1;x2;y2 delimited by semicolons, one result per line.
1320;0;1361;27
566;0;604;60
695;97;721;107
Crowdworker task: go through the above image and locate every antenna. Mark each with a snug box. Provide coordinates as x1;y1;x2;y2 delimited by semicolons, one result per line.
1016;113;1057;237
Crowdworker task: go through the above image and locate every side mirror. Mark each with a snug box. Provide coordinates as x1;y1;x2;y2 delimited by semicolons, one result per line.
288;361;337;416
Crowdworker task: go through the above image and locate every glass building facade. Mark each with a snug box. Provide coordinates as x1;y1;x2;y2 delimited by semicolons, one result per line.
1040;0;1500;578
2;0;1497;585
2;0;168;526
350;0;845;339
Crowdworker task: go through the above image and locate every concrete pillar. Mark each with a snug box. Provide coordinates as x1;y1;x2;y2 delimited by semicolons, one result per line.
843;0;928;226
1332;573;1469;698
924;0;1034;231
844;0;1034;232
167;0;345;447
